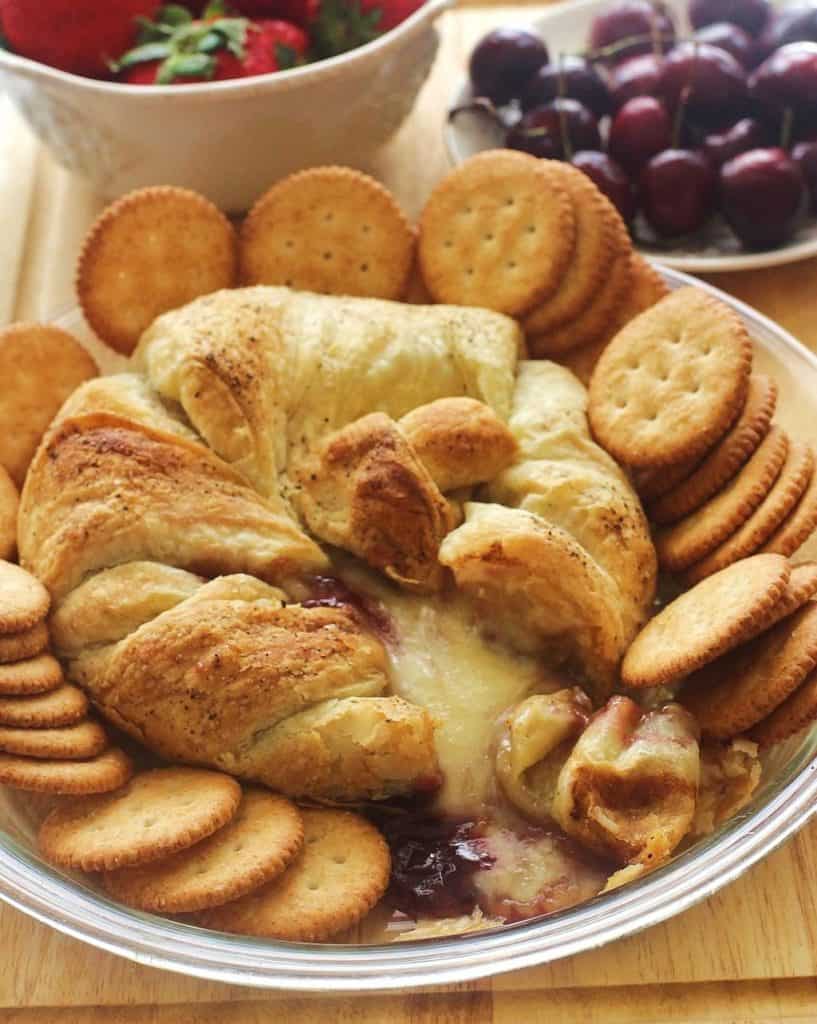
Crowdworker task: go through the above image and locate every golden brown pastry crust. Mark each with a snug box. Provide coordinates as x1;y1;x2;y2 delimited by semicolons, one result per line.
291;413;454;592
19;410;328;599
68;589;438;801
398;397;517;493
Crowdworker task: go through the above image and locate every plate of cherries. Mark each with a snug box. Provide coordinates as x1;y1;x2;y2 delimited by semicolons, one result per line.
446;0;817;272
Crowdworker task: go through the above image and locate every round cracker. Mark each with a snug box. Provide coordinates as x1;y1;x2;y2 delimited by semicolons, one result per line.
763;453;817;557
749;665;817;748
753;562;817;634
622;553;791;688
686;442;814;584
39;767;241;872
0;622;49;664
680;601;817;738
240;166;414;301
0;720;106;760
0;684;87;728
0;562;50;636
633;457;702;504
103;789;303;913
0;324;98;488
655;426;789;574
0;747;132;795
650;374;778;525
0;467;18;562
77;187;238;356
557;253;670;384
0;653;63;694
418;150;576;316
522;163;621;335
527;234;632;357
200;808;390;942
588;287;753;468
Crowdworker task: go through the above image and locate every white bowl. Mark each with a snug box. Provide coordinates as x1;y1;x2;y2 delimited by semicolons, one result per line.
0;268;816;990
0;0;451;212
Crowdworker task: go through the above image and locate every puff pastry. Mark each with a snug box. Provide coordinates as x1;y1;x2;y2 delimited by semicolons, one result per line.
64;580;438;801
20;287;657;805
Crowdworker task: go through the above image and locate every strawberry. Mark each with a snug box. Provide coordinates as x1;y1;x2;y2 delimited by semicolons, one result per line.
0;0;161;78
116;5;308;84
358;0;423;32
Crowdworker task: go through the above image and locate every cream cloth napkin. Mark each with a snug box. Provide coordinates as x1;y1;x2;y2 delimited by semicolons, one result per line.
0;96;37;325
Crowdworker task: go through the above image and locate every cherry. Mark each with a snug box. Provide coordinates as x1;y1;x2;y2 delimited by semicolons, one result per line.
658;42;749;123
609;96;672;174
572;150;638;221
688;0;771;37
752;4;817;65
640;148;717;235
469;28;549;105
522;56;612;117
608;53;665;106
702;117;769;166
749;43;817;113
588;0;676;64
694;22;754;66
720;147;806;247
791;139;817;212
506;99;601;159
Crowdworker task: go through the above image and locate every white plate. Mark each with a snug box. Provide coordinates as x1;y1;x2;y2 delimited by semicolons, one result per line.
444;0;817;274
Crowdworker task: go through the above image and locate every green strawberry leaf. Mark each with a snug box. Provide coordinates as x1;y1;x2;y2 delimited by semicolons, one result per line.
0;28;8;51
197;31;224;53
202;0;229;17
157;52;215;83
158;4;194;27
275;43;299;69
210;18;249;59
311;0;382;59
112;41;173;71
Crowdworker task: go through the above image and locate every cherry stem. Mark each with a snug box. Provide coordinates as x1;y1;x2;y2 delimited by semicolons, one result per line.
585;31;669;62
556;51;573;161
780;107;794;151
447;96;504;127
672;84;690;149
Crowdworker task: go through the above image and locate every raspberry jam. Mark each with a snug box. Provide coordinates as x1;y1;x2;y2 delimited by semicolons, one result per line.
302;575;395;644
375;815;493;919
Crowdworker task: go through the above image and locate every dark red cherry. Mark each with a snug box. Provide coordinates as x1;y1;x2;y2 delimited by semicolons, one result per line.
720;147;806;247
640;148;717;235
506;99;601;159
658;42;749;122
702;117;769;166
589;0;676;64
694;22;754;65
469;28;549;105
756;4;817;64
792;139;817;212
522;56;612;117
572;150;638;222
688;0;771;36
609;96;672;174
749;42;817;114
608;53;665;106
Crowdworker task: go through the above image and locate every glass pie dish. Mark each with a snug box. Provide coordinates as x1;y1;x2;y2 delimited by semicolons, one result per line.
1;264;816;991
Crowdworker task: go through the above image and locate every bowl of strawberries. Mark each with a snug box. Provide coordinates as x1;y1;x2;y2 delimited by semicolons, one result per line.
0;0;449;210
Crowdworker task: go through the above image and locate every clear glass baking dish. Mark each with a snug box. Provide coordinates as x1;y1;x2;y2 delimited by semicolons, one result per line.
1;264;816;991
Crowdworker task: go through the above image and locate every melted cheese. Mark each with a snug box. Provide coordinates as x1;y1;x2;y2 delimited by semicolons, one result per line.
340;565;563;816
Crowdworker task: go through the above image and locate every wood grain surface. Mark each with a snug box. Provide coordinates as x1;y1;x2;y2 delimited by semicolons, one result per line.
2;5;817;1022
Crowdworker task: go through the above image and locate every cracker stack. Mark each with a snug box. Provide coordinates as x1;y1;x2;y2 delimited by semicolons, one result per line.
37;771;390;941
621;554;817;745
0;561;131;795
588;287;817;582
416;151;669;381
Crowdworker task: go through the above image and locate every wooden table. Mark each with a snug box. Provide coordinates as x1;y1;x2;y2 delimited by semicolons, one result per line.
3;5;817;1022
